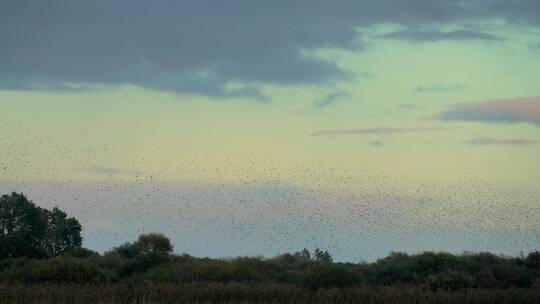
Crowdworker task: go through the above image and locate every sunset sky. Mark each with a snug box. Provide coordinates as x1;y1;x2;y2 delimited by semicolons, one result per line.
1;1;539;261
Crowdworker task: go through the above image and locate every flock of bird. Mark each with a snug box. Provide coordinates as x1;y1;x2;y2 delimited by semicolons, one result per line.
1;114;539;261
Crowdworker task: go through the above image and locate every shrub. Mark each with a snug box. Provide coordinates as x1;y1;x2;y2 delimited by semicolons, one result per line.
1;258;108;284
425;270;474;291
526;252;540;269
301;264;359;290
61;247;100;259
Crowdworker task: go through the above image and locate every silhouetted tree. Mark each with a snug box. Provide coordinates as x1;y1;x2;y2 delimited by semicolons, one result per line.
526;252;540;269
314;248;333;263
0;193;82;259
43;207;82;257
134;233;173;255
298;248;311;260
0;193;47;259
106;233;173;278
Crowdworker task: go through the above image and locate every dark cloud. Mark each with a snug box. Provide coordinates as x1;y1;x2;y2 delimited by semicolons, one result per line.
440;97;540;126
309;127;448;137
416;84;467;93
315;90;350;108
466;137;537;146
482;0;540;26
383;29;504;42
1;0;539;97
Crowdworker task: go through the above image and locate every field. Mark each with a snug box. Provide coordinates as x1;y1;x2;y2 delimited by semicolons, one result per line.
1;284;539;304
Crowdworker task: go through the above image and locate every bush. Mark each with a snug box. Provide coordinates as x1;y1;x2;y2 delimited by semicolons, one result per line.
1;258;108;284
425;270;474;291
301;264;359;290
526;252;540;269
117;252;171;278
101;233;174;280
61;247;100;259
142;256;268;284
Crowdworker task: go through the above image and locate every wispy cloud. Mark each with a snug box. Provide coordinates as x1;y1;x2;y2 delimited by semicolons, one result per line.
315;90;350;108
368;140;385;147
309;127;448;137
383;29;504;42
466;137;537;146
398;104;422;110
85;166;144;177
415;84;467;93
440;96;540;126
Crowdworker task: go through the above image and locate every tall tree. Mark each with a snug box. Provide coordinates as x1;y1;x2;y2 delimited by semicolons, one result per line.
0;192;82;259
0;193;47;259
43;207;83;257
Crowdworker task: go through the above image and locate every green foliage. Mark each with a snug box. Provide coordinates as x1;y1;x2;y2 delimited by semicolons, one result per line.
362;251;538;288
275;248;332;265
1;258;108;284
109;233;173;259
43;207;82;257
298;248;311;260
61;247;100;260
301;264;359;290
1;193;539;292
2;284;539;304
313;248;333;263
0;193;48;259
142;256;269;283
526;252;540;269
118;251;171;279
425;270;474;291
100;233;174;280
0;193;82;259
135;233;173;255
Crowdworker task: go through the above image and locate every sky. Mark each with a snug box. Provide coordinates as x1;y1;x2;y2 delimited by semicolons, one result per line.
1;0;539;261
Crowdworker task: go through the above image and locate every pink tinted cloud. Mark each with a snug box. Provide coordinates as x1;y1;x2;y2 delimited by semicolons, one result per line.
440;96;540;126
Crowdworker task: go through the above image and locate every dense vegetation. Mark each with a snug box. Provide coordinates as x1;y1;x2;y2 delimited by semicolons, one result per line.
0;192;82;259
2;284;539;304
1;192;539;303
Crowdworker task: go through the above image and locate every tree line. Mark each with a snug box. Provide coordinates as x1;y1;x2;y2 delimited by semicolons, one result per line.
1;192;539;290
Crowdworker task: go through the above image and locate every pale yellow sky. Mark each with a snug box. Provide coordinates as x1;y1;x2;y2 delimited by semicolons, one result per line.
2;29;540;191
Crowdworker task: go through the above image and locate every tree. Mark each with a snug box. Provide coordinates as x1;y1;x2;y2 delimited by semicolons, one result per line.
297;248;311;260
43;207;83;257
134;233;173;255
112;233;173;259
106;233;174;278
0;192;82;259
314;248;333;263
0;193;47;259
526;252;540;269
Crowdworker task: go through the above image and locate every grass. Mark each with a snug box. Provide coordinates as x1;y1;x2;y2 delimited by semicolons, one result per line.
1;283;539;304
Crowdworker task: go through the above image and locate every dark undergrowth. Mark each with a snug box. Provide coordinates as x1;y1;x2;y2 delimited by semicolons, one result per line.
1;284;539;304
